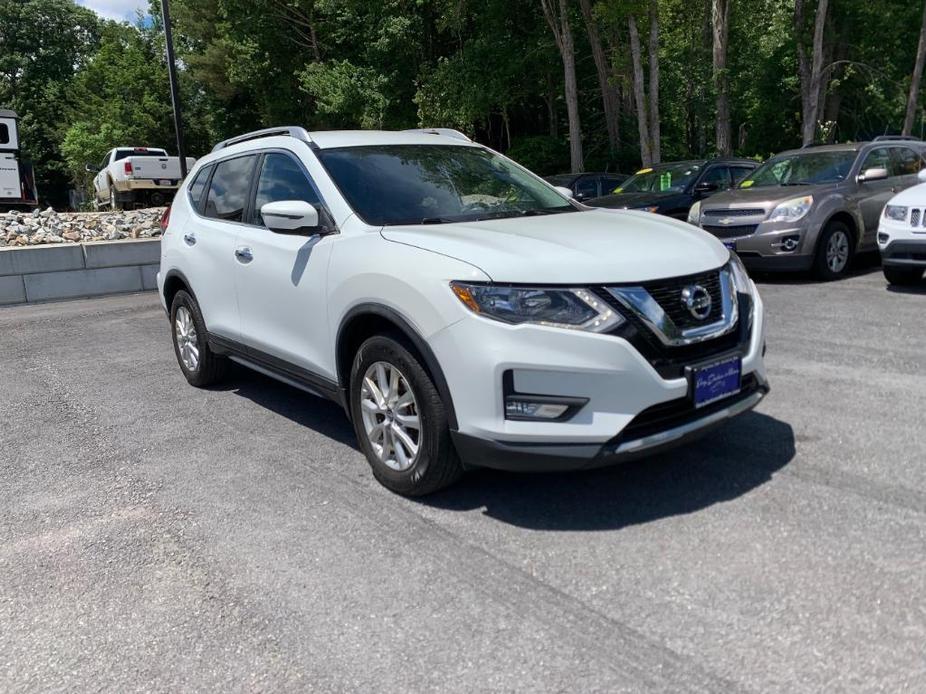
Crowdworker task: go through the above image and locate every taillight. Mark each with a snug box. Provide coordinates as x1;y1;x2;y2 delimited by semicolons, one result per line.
160;206;171;232
124;161;133;175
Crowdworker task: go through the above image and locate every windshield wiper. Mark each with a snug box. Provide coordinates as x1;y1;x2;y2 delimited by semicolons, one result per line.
419;216;457;224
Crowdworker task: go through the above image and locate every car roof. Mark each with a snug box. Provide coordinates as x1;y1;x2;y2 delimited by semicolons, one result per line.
308;130;480;150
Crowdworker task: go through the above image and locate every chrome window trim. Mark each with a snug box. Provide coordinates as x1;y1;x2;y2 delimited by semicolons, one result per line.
606;266;739;347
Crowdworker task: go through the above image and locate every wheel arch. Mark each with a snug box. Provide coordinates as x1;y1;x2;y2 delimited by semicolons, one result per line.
162;269;196;313
336;303;458;430
822;209;861;249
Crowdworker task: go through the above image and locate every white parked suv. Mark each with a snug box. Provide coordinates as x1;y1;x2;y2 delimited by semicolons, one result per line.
158;127;769;495
878;169;926;286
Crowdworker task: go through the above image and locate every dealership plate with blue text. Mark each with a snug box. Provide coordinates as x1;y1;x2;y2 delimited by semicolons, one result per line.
691;356;742;408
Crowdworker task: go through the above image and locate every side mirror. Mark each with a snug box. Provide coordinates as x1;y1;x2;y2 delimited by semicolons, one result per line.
554;186;575;199
261;200;321;235
85;163;98;173
858;167;888;183
694;181;720;195
918;169;926;183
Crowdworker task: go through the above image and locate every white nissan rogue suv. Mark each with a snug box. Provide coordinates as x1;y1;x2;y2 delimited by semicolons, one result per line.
158;127;769;495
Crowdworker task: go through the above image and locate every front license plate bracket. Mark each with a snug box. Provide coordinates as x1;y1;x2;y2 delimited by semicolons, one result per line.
689;356;742;408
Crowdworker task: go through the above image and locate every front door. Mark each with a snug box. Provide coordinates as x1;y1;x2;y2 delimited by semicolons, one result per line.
234;151;335;381
856;147;901;242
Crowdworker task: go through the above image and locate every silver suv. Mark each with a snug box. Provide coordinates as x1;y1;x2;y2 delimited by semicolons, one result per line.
692;137;926;279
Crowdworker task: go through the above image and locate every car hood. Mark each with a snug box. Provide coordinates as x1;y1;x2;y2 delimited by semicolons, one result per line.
380;209;729;284
884;181;926;206
587;191;679;209
702;184;824;211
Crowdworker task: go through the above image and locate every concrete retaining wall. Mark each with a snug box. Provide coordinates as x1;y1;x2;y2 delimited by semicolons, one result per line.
0;239;159;305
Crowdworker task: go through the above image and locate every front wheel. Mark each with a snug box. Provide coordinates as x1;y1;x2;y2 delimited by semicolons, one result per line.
349;335;463;496
883;265;923;286
813;222;854;280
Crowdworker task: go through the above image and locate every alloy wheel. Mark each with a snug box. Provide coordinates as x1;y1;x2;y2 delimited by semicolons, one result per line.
359;361;421;472
826;230;850;274
174;306;200;372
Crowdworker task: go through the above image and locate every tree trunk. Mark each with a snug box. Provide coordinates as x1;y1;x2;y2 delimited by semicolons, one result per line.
648;1;661;163
544;73;558;138
541;0;584;172
712;0;732;155
798;0;829;145
904;0;926;135
628;15;652;167
579;0;620;153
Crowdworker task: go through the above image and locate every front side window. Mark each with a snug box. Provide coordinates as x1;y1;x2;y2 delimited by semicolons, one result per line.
0;123;9;145
618;163;704;194
203;155;256;223
743;150;856;187
730;166;755;184
252;153;321;225
860;148;893;176
699;166;731;189
317;145;576;226
574;176;598;199
187;165;212;212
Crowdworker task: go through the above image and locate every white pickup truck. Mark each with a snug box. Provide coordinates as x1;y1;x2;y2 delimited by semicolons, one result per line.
88;147;195;209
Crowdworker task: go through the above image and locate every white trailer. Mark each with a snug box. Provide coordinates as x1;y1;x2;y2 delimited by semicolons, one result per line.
0;110;39;210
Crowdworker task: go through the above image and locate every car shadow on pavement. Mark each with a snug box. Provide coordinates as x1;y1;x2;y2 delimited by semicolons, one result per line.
750;252;883;286
220;365;795;533
421;412;795;531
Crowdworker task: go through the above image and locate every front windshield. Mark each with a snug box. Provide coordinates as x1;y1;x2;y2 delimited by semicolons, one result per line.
616;162;703;194
742;150;857;187
316;145;577;225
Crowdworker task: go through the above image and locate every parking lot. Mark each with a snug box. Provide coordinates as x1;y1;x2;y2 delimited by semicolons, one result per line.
1;266;924;692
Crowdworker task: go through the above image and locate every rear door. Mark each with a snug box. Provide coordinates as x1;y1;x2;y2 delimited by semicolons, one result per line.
182;154;258;340
233;150;336;379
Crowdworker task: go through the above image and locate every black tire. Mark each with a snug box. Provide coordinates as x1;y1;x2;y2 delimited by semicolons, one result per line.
813;221;855;280
169;290;227;387
883;265;923;286
349;335;463;496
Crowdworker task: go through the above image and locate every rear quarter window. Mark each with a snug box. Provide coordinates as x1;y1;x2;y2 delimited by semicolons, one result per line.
187;165;213;212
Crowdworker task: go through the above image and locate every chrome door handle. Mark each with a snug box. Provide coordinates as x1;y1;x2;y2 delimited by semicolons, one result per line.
183;233;196;246
234;247;253;262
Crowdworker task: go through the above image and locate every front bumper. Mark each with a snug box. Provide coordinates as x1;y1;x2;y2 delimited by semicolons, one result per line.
430;284;768;471
702;218;816;272
452;379;768;471
878;219;926;267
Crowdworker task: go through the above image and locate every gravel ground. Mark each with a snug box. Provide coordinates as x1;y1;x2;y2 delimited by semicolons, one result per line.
1;265;924;692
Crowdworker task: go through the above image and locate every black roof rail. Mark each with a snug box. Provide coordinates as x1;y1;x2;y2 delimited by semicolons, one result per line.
873;135;922;142
212;126;312;153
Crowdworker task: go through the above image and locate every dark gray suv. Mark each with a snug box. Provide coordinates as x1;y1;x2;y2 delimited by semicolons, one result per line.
693;137;926;279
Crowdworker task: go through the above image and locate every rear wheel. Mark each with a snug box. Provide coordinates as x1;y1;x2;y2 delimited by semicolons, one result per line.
883;265;923;286
170;290;227;387
349;335;463;496
814;221;854;280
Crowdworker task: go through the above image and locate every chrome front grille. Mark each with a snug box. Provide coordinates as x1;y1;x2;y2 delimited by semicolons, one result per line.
912;209;921;227
604;266;738;347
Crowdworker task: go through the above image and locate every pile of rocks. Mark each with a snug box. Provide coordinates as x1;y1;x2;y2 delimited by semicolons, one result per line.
1;207;166;247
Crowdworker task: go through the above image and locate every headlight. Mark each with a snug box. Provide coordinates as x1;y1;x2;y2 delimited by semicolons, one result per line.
728;253;753;296
768;195;813;223
687;200;702;226
450;283;624;332
884;205;908;221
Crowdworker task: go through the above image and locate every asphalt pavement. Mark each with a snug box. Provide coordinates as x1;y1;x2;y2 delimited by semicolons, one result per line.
1;265;924;692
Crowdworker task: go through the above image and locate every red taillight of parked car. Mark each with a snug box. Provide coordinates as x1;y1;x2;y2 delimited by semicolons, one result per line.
124;161;133;175
160;206;171;232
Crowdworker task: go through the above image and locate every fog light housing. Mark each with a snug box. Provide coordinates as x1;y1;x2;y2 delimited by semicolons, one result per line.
505;399;571;420
878;232;890;244
503;372;588;421
781;235;800;252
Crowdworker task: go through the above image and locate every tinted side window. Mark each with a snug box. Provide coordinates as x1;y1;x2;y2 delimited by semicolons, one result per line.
700;166;731;188
574;177;598;199
894;147;922;175
253;153;321;225
730;166;754;184
187;165;212;212
203;156;256;223
861;148;892;176
601;176;625;193
0;124;8;145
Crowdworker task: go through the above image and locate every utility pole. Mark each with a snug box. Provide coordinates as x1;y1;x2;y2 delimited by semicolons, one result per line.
160;0;187;179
